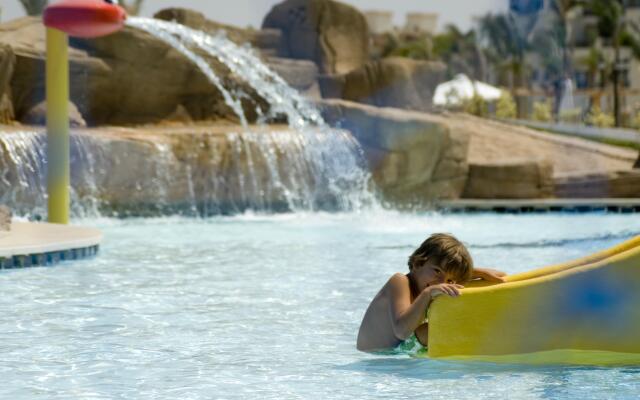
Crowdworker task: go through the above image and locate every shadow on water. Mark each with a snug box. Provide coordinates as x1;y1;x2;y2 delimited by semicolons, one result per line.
337;356;640;380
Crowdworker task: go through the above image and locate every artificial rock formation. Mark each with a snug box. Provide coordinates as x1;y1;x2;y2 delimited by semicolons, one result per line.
0;102;469;215
320;99;470;204
0;125;360;216
154;8;319;96
265;57;320;97
462;159;554;199
262;0;369;74
319;57;446;112
0;17;267;126
554;170;640;198
22;100;87;127
153;7;283;54
154;8;257;45
0;44;15;124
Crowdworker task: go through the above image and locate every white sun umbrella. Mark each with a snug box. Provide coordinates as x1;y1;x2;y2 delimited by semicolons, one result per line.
433;74;503;106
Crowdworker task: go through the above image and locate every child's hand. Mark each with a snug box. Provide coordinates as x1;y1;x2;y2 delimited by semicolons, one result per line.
425;283;464;299
473;268;507;283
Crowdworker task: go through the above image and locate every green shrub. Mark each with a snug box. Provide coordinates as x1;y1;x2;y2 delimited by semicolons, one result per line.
463;94;488;117
558;108;582;124
631;109;640;129
495;91;517;119
586;106;614;128
532;100;552;122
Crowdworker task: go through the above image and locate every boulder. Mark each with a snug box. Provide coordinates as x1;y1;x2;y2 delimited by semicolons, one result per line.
154;8;284;57
252;29;282;54
555;170;640;198
0;43;15;123
462;159;554;199
265;57;320;97
21;100;87;127
262;0;369;74
319;57;446;112
319;99;470;204
0;205;10;231
153;8;257;46
0;17;266;126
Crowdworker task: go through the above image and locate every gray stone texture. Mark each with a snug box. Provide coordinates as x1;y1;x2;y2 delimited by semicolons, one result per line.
319;99;470;204
555;170;640;198
319;57;446;112
0;17;268;126
462;159;554;199
153;7;259;46
22;100;87;127
264;57;320;97
0;43;15;124
262;0;369;74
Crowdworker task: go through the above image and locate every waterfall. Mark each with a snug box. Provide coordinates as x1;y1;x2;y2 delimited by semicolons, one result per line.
0;131;47;218
0;127;375;217
127;17;323;129
0;17;376;217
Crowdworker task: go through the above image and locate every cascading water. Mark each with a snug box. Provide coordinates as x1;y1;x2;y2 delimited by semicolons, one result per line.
127;17;324;129
0;17;377;217
126;17;375;211
0;130;104;218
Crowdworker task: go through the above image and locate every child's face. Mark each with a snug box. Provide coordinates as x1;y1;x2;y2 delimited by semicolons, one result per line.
412;261;459;292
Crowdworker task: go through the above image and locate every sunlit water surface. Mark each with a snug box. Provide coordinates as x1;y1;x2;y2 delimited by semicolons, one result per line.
1;212;640;399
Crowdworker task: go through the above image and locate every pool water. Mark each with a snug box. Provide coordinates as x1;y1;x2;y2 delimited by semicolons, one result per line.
1;211;640;399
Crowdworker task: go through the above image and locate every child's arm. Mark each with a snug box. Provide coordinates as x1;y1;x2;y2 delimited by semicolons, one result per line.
386;274;463;340
472;268;506;282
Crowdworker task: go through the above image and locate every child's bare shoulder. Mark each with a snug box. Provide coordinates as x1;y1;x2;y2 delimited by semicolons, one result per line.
388;273;408;284
385;273;410;295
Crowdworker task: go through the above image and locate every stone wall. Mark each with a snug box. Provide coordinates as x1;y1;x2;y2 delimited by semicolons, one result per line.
0;125;368;216
319;99;470;204
555;170;640;198
463;159;554;199
262;0;369;74
319;57;446;112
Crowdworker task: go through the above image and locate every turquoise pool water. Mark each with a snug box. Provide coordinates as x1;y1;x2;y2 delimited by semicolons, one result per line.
1;212;640;399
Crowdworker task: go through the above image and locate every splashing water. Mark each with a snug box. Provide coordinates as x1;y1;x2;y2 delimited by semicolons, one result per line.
0;18;378;217
0;130;103;219
125;17;376;212
127;17;323;129
0;127;376;217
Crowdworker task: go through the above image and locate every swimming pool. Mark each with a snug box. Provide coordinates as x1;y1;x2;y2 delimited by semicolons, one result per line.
1;211;639;399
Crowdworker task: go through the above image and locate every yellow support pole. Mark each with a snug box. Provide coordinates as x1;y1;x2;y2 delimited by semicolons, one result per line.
46;27;70;224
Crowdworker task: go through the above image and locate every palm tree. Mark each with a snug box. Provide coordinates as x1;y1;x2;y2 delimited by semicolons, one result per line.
479;13;529;117
550;0;582;72
433;25;487;81
586;0;640;127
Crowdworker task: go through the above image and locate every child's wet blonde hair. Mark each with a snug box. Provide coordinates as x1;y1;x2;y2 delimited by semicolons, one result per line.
408;233;473;282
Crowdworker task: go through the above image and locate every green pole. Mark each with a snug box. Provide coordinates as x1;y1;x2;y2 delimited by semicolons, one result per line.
46;27;70;224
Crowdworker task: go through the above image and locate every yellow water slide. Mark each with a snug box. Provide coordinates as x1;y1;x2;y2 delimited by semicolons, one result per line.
426;236;640;365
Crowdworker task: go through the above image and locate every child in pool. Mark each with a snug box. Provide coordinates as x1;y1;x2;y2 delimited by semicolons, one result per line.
356;233;506;352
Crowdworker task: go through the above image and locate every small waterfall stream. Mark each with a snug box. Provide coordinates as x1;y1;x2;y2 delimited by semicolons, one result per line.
127;17;324;129
0;18;376;217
